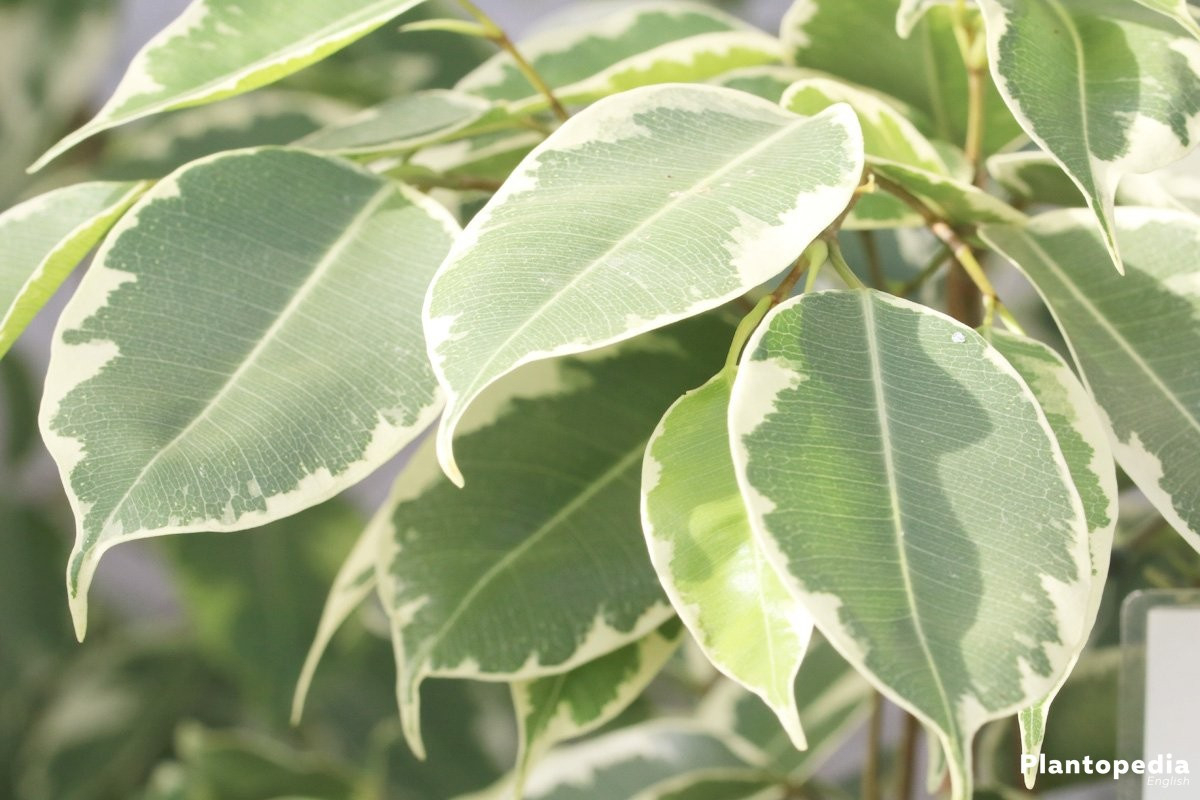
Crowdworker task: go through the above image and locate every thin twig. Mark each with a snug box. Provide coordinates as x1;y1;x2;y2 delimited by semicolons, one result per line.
858;230;886;289
455;0;570;122
896;712;920;800
864;692;884;800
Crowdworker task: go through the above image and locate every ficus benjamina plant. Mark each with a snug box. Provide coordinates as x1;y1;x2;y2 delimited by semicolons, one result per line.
1;0;1199;798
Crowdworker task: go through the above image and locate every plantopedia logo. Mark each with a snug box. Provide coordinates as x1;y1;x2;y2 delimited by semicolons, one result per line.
1022;754;1191;785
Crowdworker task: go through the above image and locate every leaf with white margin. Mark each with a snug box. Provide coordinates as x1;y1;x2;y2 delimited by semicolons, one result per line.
379;314;734;758
896;0;956;37
988;331;1117;788
782;0;1023;154
728;289;1092;800
643;371;813;751
698;636;872;781
298;90;495;157
0;181;146;359
512;619;685;788
708;66;817;101
424;84;864;486
976;0;1200;272
1133;0;1200;39
871;160;1026;226
458;722;755;800
291;518;383;724
780;76;955;228
456;2;779;113
30;0;430;171
41;148;456;640
981;208;1200;552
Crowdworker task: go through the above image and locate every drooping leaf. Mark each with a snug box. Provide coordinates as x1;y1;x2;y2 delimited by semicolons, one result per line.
698;636;872;781
728;290;1093;800
30;0;431;170
159;498;364;724
976;0;1200;272
462;723;754;800
292;515;385;724
424;84;864;485
513;619;685;787
642;371;813;750
0;180;146;358
987;332;1117;788
981;208;1200;552
41;148;457;639
455;2;781;113
379;316;733;757
96;90;354;180
782;0;1023;153
298;89;495;157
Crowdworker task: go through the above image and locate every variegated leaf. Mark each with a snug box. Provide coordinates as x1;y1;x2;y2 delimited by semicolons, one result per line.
31;0;430;170
459;722;754;800
872;160;1026;226
780;76;956;228
41;148;455;639
0;181;146;359
424;84;864;485
1133;0;1200;39
981;208;1200;553
988;331;1117;788
698;636;872;782
456;2;781;114
642;371;813;750
782;0;1023;153
513;619;685;788
708;66;816;101
378;316;732;758
728;290;1093;800
405;128;544;186
291;517;384;723
299;89;495;157
976;0;1200;272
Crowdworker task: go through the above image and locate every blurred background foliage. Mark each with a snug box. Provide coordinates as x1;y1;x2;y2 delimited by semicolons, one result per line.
1;0;1193;798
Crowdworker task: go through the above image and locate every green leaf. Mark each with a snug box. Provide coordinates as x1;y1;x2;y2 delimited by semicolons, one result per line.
728;290;1093;800
987;332;1117;788
782;0;1023;153
40;148;457;640
30;0;430;170
642;372;813;750
456;2;781;112
986;151;1089;207
896;0;954;37
465;722;754;800
299;89;495;157
634;770;782;800
976;0;1200;272
424;84;864;485
0;181;146;358
379;316;733;757
871;160;1026;226
779;75;966;228
698;636;873;781
1132;0;1200;39
159;499;364;724
96;90;354;180
981;208;1200;553
513;619;685;788
708;66;816;101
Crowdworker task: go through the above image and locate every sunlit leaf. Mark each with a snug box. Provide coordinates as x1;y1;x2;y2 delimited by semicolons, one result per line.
299;89;494;157
424;84;864;485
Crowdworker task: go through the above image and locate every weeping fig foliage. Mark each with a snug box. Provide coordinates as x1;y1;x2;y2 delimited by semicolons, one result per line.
6;0;1198;797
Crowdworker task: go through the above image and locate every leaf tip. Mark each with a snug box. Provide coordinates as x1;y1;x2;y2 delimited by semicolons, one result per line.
436;420;466;489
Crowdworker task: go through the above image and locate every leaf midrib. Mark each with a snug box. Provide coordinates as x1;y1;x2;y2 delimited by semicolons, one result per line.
859;291;961;745
89;182;396;541
454;110;825;405
409;440;650;677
